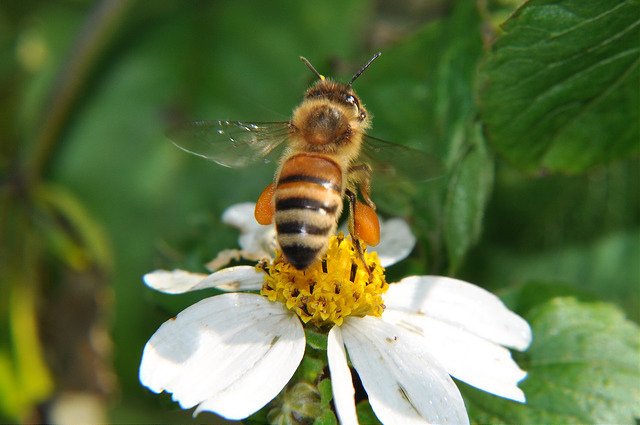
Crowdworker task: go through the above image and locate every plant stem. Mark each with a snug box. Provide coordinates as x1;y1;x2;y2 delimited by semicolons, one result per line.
26;0;131;184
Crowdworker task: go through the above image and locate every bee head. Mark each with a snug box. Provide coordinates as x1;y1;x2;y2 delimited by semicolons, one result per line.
298;53;381;125
290;54;380;150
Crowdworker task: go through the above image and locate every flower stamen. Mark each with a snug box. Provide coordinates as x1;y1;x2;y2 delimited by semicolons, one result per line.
259;234;388;326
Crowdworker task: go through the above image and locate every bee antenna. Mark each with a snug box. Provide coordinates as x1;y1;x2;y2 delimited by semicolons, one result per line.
300;56;325;81
349;52;381;86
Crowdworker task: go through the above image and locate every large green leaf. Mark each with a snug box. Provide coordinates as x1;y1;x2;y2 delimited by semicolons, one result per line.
444;123;494;273
481;158;640;252
465;158;640;320
464;297;640;424
479;0;640;173
437;3;494;273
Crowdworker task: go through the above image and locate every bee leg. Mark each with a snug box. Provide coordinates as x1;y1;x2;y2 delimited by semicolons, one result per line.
347;163;376;210
255;182;276;225
354;201;380;247
346;189;374;276
346;165;380;247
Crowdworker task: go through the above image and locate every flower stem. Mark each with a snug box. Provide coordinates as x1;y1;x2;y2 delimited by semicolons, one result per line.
26;0;131;184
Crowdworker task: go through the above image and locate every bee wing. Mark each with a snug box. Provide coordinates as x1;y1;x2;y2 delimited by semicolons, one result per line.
361;135;443;182
167;120;291;168
359;135;444;215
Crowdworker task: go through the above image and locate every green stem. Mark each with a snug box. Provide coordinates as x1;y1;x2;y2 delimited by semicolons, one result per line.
26;0;131;184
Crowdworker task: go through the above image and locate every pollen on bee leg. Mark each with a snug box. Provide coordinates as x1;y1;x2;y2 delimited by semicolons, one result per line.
354;201;380;246
255;182;276;225
258;234;387;326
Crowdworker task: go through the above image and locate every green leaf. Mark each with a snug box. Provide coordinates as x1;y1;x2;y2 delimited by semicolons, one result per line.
464;297;640;424
469;227;640;322
357;1;487;271
0;284;54;421
356;400;382;425
361;0;483;162
295;356;326;384
481;158;640;252
466;157;640;320
444;123;494;273
499;281;600;316
0;203;54;420
479;0;640;173
33;183;112;271
313;409;338;425
317;378;333;407
305;328;329;351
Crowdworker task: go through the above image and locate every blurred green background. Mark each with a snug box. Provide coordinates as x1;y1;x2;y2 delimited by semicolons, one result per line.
1;0;638;423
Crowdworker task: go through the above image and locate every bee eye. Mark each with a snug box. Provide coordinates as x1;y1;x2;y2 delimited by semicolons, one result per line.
345;95;356;105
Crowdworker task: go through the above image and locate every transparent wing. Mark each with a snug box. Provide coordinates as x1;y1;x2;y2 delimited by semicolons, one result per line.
359;135;444;215
167;120;291;168
361;135;443;182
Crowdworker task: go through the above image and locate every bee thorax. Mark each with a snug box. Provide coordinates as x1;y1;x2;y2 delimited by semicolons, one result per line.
300;106;350;146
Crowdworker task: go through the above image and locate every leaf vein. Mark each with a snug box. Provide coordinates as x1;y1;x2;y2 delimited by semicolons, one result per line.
544;1;631;40
506;49;639;133
493;17;639;98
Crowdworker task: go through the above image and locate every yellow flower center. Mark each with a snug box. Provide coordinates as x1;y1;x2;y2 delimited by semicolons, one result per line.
258;234;388;326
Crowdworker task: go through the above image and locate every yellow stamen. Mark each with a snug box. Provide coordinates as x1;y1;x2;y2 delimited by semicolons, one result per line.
258;234;387;326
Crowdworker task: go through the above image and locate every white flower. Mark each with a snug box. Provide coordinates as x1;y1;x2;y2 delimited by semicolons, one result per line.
140;204;531;424
204;202;416;270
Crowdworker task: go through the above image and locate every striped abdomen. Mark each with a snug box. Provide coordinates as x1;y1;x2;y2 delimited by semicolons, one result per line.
275;153;343;269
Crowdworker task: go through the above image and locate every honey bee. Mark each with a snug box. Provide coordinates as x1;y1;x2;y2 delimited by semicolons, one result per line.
168;53;439;270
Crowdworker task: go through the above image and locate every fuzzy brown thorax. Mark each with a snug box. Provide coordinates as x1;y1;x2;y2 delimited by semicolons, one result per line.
289;79;370;157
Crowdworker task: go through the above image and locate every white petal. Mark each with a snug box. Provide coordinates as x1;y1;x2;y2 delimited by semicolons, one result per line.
342;316;469;425
327;327;358;425
139;293;305;420
221;202;262;231
376;218;416;267
205;202;276;270
143;266;264;294
221;201;277;256
204;249;243;271
236;226;276;259
197;266;264;291
382;310;527;402
143;269;207;294
385;276;532;351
